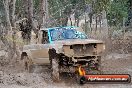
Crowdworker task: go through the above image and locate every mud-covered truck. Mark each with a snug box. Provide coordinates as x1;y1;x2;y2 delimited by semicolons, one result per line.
21;26;105;81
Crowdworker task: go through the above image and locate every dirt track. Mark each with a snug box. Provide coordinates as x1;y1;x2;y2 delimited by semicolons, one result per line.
0;53;132;88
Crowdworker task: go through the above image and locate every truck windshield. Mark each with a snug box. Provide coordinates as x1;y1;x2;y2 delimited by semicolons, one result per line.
49;27;87;41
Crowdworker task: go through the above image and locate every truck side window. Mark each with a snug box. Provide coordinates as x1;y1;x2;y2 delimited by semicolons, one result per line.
42;31;49;44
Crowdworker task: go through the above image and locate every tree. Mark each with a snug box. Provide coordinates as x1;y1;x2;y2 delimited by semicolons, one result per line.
107;0;128;26
125;0;132;26
0;0;20;62
48;0;86;27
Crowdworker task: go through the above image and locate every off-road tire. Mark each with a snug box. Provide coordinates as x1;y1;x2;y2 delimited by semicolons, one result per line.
49;49;60;82
23;55;34;73
75;72;86;85
86;56;102;74
52;58;60;82
92;56;102;74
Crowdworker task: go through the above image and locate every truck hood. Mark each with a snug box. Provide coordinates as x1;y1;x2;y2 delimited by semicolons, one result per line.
52;39;103;45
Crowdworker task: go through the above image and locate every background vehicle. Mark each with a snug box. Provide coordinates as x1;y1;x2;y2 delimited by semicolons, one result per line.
21;26;105;81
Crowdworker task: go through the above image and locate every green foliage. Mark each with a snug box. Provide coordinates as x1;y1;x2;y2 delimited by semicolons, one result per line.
48;0;86;27
85;0;128;26
107;0;128;26
85;0;110;14
0;0;130;27
15;0;26;18
49;0;73;26
33;0;40;11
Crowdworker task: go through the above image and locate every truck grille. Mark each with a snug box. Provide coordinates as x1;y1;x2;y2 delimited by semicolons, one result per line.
72;44;96;55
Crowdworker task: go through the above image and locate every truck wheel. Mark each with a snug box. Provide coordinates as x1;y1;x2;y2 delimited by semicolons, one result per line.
49;49;60;82
23;55;34;73
88;56;102;74
52;58;60;82
92;56;102;74
76;73;86;85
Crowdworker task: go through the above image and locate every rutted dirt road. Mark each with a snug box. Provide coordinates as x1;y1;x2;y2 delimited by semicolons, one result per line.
0;53;132;88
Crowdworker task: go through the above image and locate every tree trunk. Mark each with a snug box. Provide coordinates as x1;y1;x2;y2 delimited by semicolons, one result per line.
41;0;48;27
3;0;20;62
69;16;73;26
62;16;68;26
102;10;108;38
28;0;36;30
89;13;93;31
10;0;16;27
95;14;98;34
11;0;21;62
102;10;110;53
45;0;49;27
21;0;35;44
76;18;79;27
84;12;88;33
99;15;102;33
3;0;12;31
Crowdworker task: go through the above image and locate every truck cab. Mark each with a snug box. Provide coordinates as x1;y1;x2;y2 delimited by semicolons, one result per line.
39;26;88;44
